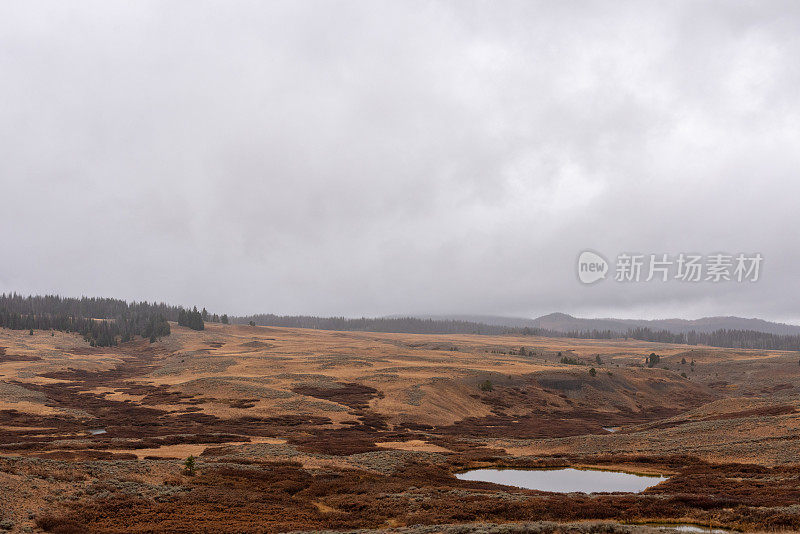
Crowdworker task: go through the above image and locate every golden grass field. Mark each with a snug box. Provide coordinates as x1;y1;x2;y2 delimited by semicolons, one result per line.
2;323;800;532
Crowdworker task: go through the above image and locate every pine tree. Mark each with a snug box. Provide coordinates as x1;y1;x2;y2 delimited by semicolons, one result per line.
183;455;196;476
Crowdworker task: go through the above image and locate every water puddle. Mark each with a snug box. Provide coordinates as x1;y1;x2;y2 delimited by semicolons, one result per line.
455;467;666;493
646;523;734;533
88;428;107;435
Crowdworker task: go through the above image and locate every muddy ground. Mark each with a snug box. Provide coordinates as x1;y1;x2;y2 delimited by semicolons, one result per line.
1;324;800;533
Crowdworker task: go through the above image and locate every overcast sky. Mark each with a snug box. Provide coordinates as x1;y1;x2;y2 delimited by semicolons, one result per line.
1;1;799;321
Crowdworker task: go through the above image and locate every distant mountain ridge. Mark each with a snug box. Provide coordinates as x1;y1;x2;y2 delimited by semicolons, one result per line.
408;313;800;336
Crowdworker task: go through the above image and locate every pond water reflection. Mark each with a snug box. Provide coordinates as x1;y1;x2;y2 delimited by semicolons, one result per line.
455;467;666;493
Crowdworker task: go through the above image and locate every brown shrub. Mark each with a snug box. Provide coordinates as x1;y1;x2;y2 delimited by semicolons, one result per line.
35;515;85;534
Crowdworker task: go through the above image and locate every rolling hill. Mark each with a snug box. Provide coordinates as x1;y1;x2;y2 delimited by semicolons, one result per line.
410;312;800;336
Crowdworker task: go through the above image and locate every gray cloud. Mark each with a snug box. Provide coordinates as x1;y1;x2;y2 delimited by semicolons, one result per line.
1;1;799;321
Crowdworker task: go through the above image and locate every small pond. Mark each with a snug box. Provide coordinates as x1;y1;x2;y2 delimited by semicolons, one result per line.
646;524;733;533
455;467;666;493
88;428;107;435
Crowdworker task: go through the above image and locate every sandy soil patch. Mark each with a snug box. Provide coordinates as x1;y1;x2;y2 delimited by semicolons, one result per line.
0;399;64;416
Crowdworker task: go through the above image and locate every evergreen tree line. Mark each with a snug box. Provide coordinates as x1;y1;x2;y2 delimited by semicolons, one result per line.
178;307;205;331
0;293;222;347
232;314;513;335
192;307;228;325
4;292;795;352
558;326;800;351
233;314;800;351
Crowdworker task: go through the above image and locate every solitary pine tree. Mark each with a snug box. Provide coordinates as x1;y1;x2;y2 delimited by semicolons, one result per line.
183;455;196;476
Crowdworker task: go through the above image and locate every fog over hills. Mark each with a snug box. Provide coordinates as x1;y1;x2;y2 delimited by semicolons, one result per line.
408;313;800;336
